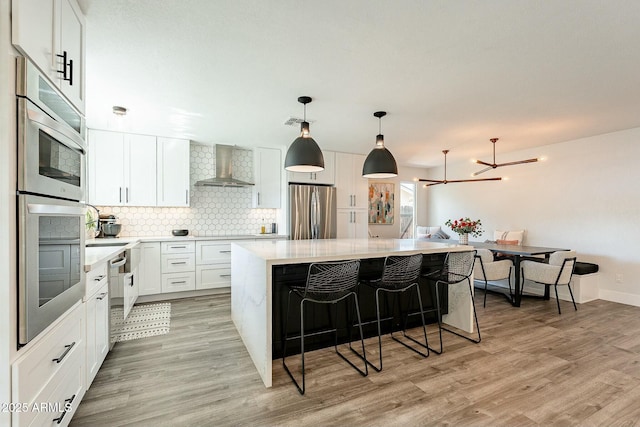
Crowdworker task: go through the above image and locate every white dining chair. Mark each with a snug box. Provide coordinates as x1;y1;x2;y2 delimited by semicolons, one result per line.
521;250;577;314
474;248;513;307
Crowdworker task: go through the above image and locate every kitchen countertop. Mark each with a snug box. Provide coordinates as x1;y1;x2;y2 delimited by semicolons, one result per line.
84;234;288;272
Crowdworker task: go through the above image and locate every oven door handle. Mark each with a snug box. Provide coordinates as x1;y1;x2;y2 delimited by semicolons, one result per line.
110;257;127;268
26;105;86;152
27;202;85;216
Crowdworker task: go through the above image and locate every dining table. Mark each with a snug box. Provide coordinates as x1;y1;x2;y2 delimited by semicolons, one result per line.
466;241;570;307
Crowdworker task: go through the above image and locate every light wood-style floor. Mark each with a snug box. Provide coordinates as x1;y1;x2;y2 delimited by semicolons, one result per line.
71;289;640;427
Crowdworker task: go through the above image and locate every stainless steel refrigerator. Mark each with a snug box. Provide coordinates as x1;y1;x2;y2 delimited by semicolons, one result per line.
288;184;337;240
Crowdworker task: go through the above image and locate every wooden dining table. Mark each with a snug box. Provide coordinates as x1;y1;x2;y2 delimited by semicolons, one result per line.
466;241;570;307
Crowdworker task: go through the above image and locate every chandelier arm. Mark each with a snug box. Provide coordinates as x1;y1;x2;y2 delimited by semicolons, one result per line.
496;158;539;167
475;160;494;167
472;166;493;176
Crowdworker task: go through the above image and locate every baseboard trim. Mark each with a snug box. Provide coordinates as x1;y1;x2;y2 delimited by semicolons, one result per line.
598;289;640;308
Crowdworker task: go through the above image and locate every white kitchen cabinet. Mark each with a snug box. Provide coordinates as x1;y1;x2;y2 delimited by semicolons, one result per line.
85;280;108;387
87;130;157;206
336;209;368;239
12;0;86;113
252;147;281;208
196;240;233;290
160;240;196;293
157;137;190;207
12;301;85;427
287;150;335;185
335;152;368;209
138;242;162;296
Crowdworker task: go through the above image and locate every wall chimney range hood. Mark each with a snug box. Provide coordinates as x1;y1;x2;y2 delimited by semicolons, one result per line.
195;144;254;187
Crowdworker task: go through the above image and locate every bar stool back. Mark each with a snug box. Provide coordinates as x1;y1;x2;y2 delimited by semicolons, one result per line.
282;259;367;395
362;253;429;371
423;250;479;354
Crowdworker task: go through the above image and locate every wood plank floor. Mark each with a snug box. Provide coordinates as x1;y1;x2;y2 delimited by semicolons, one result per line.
71;289;640;427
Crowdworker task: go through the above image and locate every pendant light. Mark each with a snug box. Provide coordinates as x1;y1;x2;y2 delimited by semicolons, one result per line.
284;96;324;172
362;111;398;178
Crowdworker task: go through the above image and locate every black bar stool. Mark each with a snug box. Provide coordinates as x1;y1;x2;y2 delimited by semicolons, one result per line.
422;250;479;354
360;253;429;371
282;259;367;395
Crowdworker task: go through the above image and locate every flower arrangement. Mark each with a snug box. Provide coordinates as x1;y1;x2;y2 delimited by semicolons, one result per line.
445;217;484;237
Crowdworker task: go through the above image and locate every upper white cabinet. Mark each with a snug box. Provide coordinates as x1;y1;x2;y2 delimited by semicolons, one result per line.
12;0;86;112
335;152;368;209
287;150;335;185
252;147;281;208
87;130;157;206
157;137;190;207
88;130;190;207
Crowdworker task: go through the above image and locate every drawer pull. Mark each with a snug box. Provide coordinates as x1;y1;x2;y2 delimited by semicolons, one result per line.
171;280;186;284
94;274;105;281
219;250;231;253
96;292;108;300
52;342;75;364
171;261;187;265
170;245;187;249
52;394;76;424
220;274;232;278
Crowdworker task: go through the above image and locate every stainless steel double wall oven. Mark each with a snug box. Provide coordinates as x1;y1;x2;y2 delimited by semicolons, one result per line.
16;57;87;346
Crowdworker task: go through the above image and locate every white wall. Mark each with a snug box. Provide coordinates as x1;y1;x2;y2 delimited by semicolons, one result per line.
1;0;15;421
368;166;429;239
425;127;640;306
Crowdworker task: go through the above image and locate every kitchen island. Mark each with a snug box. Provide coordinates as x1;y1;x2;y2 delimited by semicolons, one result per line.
231;238;475;387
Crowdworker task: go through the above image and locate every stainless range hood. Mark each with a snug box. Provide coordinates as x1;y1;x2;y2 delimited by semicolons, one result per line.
195;144;254;187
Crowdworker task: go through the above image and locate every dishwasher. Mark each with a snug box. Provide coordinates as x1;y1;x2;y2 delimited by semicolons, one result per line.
108;251;132;349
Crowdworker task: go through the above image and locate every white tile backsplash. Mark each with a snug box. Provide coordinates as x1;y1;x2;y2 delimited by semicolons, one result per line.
97;142;277;237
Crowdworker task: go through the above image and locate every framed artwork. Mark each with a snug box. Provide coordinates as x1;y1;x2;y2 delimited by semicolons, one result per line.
368;183;394;224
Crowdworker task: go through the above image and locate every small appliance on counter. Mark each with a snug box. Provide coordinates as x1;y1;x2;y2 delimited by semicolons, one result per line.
99;214;122;238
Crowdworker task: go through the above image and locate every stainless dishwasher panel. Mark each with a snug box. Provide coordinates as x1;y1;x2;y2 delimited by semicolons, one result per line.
108;252;127;350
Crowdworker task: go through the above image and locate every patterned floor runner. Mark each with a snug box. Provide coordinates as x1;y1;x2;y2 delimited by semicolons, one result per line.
111;302;171;343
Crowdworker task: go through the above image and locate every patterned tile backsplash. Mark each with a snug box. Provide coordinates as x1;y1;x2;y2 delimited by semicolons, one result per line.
97;142;278;237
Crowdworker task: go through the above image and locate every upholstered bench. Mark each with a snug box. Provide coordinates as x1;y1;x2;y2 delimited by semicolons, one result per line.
573;262;599;275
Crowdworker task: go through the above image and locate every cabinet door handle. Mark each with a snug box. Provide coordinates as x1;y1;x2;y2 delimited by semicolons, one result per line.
126;187;129;203
119;187;122;203
172;280;186;284
171;261;187;265
52;342;75;364
97;292;108;300
186;189;189;204
257;192;260;205
67;58;74;86
220;274;231;278
56;51;69;82
219;250;231;254
353;195;356;206
52;394;76;424
170;245;187;249
94;275;105;281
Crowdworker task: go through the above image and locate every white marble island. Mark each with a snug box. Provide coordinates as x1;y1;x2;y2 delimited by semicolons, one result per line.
231;238;475;387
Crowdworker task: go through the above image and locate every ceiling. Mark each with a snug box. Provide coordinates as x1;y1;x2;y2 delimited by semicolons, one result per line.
78;0;640;168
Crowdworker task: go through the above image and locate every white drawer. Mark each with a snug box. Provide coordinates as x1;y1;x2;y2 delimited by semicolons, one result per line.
12;303;84;410
13;337;84;427
85;261;108;299
162;272;196;293
196;265;231;290
196;241;232;265
161;253;196;273
161;241;195;254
